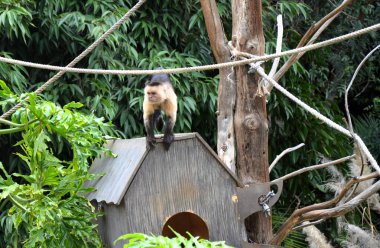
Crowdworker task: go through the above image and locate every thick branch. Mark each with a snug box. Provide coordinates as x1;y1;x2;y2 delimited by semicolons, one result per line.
302;176;380;220
272;0;353;82
199;0;230;63
271;172;379;245
200;0;236;171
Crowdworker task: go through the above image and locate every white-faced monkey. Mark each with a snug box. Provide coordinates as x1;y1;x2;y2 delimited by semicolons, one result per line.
143;72;177;150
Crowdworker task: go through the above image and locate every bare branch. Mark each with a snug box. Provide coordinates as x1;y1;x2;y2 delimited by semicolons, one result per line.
256;67;380;174
269;143;304;172
273;0;353;82
293;219;325;231
271;171;379;245
353;134;379;174
345;44;380;133
345;44;380;203
265;14;283;89
302;174;380;220
271;155;355;183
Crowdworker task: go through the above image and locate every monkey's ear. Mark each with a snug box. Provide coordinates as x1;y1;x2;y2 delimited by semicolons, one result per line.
144;80;150;87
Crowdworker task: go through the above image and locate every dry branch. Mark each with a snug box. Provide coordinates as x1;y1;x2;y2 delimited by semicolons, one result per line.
272;0;353;83
344;44;380;133
302;174;380;219
294;219;325;231
269;143;304;172
262;14;283;93
270;172;379;245
271;155;355;183
268;15;283;80
256;67;380;174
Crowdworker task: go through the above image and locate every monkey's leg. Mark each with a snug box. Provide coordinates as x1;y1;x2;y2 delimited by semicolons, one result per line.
144;110;161;149
162;95;177;151
163;115;175;150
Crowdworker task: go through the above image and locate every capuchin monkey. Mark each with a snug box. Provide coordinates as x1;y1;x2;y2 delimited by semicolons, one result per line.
143;71;177;150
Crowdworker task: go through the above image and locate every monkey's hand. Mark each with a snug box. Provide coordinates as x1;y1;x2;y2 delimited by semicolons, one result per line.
146;136;157;149
163;133;174;151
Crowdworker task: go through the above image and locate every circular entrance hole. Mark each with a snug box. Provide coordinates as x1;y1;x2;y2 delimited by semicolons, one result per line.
162;212;209;240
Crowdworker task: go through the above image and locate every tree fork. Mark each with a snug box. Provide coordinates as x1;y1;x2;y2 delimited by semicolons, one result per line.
232;0;270;243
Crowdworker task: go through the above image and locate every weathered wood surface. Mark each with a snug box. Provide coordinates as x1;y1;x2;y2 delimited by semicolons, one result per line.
232;0;271;244
85;133;216;204
85;138;147;204
93;135;245;247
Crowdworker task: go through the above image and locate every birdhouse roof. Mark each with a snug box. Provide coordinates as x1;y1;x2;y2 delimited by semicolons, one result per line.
85;133;242;205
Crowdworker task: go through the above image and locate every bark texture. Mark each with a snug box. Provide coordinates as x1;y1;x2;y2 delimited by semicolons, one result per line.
200;0;236;172
231;0;271;243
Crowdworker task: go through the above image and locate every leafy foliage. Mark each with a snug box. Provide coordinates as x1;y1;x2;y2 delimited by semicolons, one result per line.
272;212;308;248
0;0;223;144
0;0;379;247
115;231;233;248
353;114;380;161
268;0;380;244
0;82;112;247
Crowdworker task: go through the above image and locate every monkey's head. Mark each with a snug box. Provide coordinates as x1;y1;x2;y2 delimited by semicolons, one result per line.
144;71;171;103
144;83;167;103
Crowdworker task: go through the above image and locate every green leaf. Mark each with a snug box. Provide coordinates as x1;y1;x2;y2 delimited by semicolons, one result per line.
63;101;84;109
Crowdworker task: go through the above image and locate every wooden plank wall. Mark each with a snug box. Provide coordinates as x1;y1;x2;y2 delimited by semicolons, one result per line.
101;138;245;247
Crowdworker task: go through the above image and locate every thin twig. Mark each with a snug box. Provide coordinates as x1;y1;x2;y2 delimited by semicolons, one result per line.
269;143;305;172
344;44;380;133
271;155;355;183
293;219;325;230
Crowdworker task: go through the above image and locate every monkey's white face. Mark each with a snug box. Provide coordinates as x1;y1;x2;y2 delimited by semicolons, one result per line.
145;85;166;103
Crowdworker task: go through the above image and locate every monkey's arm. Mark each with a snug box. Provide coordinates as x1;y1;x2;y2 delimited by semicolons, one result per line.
143;102;161;148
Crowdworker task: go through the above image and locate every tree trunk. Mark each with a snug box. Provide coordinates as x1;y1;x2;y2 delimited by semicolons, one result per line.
200;0;236;173
232;0;271;244
200;0;270;244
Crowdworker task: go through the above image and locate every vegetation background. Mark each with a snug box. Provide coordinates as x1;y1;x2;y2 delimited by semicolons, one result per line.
0;0;379;247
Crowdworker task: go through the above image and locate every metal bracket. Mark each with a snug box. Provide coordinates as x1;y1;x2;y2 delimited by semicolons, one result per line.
237;180;283;220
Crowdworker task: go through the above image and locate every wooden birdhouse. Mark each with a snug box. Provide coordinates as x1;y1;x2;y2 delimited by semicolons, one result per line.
85;133;282;248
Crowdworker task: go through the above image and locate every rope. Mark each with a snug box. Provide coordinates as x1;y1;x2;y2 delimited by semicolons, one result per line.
0;23;379;76
0;0;146;119
256;67;380;175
